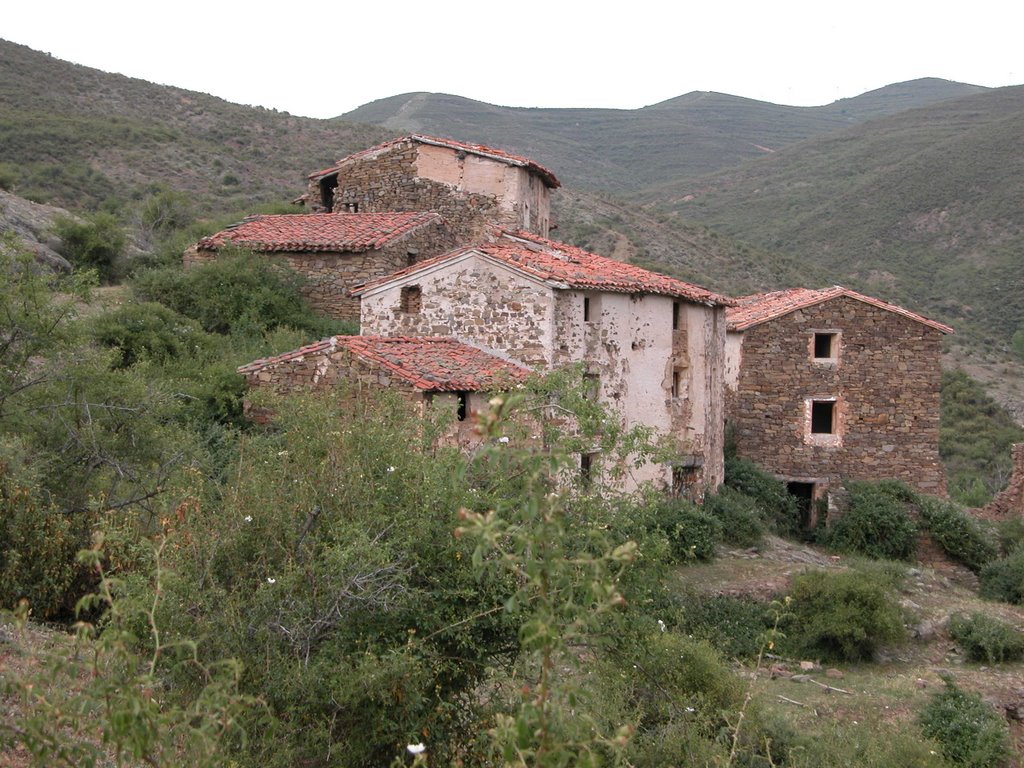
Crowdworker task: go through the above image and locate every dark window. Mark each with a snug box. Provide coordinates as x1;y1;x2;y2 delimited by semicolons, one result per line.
400;285;422;314
583;296;591;322
672;465;699;497
406;248;418;267
672;301;681;331
671;369;684;399
810;400;835;434
813;332;836;359
319;175;338;212
343;201;359;213
580;453;594;484
456;391;469;422
786;482;816;528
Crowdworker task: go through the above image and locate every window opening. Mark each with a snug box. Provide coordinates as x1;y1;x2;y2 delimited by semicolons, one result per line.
672;301;681;331
456;391;470;422
810;400;835;434
319;175;338;212
400;285;422;314
580;453;594;484
583;373;599;401
343;201;359;213
813;332;837;359
671;368;685;399
583;296;591;322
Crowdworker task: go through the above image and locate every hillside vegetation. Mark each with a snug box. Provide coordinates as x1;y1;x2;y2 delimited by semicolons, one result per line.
0;40;392;212
341;79;985;192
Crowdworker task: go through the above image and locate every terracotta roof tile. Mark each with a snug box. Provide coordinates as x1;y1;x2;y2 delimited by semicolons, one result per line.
726;286;954;334
238;335;531;392
310;134;560;188
353;229;731;306
196;212;441;253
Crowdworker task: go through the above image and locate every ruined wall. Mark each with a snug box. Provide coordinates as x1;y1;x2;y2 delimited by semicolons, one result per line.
728;296;946;495
975;444;1024;521
241;344;485;448
185;221;455;324
359;254;556;368
553;292;725;495
307;140;550;239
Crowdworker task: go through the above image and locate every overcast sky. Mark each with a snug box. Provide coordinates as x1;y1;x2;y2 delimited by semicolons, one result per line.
5;1;1021;119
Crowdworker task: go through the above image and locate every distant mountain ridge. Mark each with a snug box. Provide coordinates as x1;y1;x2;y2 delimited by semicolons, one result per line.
340;79;987;192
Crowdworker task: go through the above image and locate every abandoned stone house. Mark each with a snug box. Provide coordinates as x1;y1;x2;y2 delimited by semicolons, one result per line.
350;228;733;494
217;133;953;502
184;211;455;323
305;134;560;241
237;335;530;449
724;286;953;519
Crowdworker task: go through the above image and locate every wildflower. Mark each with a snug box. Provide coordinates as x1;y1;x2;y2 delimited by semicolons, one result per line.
685;707;695;713
266;577;276;584
244;515;253;523
497;436;510;444
386;466;396;473
657;619;666;632
407;743;426;754
277;450;289;457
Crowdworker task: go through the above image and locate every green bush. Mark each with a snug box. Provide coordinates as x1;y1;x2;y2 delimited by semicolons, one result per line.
918;496;997;572
133;251;348;337
54;212;126;283
822;481;917;561
919;678;1011;768
679;593;776;659
724;456;801;536
995;517;1024;556
785;569;906;661
703;486;766;547
651;497;721;562
949;613;1024;663
978;549;1024;605
89;301;213;368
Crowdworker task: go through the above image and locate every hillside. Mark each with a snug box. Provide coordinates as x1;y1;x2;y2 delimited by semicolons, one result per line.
646;85;1024;348
340;80;985;192
0;40;393;213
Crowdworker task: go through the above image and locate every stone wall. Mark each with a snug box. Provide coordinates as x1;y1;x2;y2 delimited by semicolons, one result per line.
308;140;549;240
185;220;456;324
241;343;485;449
975;444;1024;521
728;296;946;496
359;254;556;368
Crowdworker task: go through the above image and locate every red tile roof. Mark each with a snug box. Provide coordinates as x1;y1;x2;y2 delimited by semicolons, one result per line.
238;335;531;392
196;212;441;253
309;134;560;188
726;286;954;334
352;229;732;306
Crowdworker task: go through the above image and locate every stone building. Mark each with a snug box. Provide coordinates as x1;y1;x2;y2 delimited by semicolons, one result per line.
184;211;455;323
351;229;733;496
305;134;560;241
724;286;953;519
238;335;530;449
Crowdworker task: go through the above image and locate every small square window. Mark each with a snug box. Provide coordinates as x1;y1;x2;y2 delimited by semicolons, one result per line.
813;332;837;360
810;400;835;434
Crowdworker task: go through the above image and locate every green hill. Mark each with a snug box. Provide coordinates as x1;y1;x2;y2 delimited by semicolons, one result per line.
340;80;985;192
646;85;1024;347
0;39;393;213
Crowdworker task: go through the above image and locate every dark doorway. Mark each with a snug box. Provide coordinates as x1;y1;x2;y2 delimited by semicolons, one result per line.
787;482;815;529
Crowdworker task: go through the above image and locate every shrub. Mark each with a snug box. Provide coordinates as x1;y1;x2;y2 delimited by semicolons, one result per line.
786;569;906;661
918;496;997;572
133;251;346;337
651;497;721;562
949;613;1024;663
822;481;917;561
978;549;1024;605
89;301;213;368
724;456;801;536
919;678;1011;768
54;212;126;283
995;517;1024;556
703;486;766;547
679;593;776;659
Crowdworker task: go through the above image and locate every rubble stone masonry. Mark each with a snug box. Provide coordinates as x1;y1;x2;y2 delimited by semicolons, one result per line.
728;296;946;495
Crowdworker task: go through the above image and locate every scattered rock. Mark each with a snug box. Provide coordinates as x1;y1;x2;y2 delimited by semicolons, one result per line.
770;664;792;679
825;668;844;679
915;678;929;689
791;674;812;683
799;660;818;671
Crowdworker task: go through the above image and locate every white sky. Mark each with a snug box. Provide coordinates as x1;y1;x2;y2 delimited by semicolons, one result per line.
4;0;1021;119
